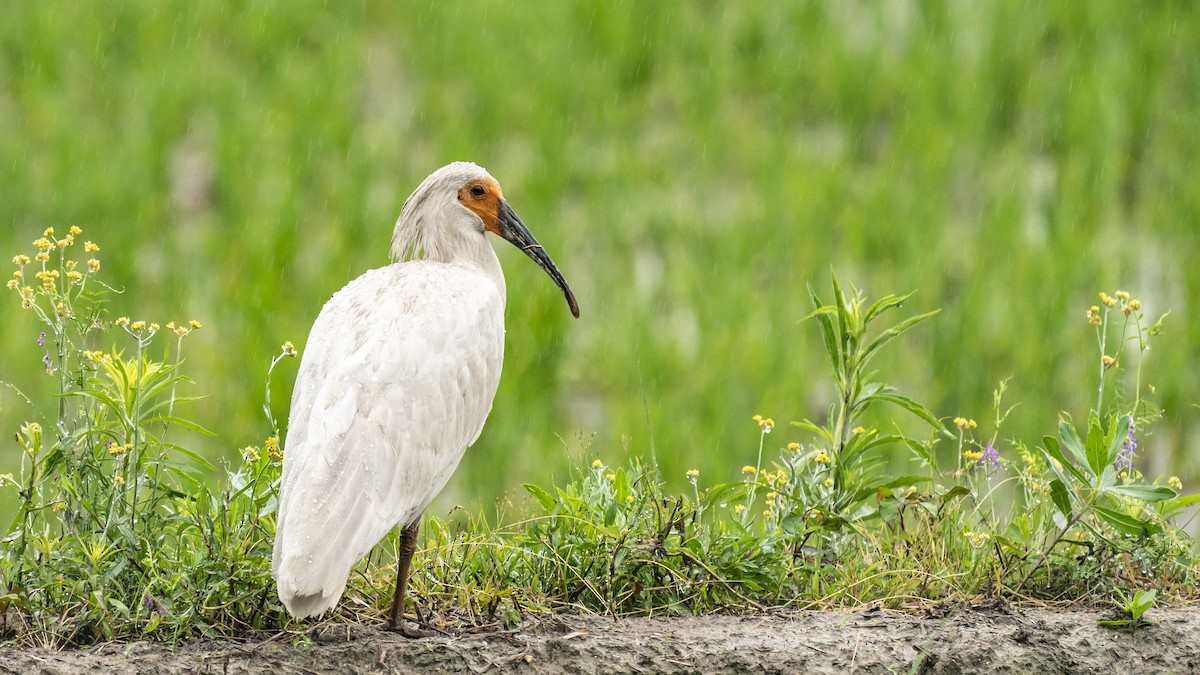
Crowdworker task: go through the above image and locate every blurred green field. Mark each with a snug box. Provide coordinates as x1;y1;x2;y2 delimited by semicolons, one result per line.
2;1;1198;525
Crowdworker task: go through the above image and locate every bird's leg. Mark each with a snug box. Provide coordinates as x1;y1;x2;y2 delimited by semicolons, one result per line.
388;519;432;638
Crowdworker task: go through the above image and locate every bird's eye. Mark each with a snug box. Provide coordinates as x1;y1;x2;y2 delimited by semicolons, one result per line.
470;184;486;197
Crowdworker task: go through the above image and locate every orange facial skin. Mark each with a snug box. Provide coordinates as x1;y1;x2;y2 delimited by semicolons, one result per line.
458;177;505;236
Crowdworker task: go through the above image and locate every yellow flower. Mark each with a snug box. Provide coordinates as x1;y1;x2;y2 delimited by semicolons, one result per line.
20;286;35;308
116;316;130;327
12;254;30;265
1168;476;1183;491
130;320;146;331
0;473;14;487
1101;355;1118;369
175;326;188;336
53;500;67;512
964;530;990;548
1115;290;1130;301
33;237;53;250
264;436;282;460
282;340;297;357
625;495;634;503
56;238;72;248
733;504;745;514
741;465;757;475
5;279;16;290
113;475;125;485
686;469;700;480
87;258;100;273
69;226;82;236
787;442;800;452
84;241;100;253
852;426;866;434
55;301;71;318
109;443;129;456
190;319;202;329
591;459;603;470
242;446;261;463
149;322;160;332
758;417;774;432
66;270;82;282
35;251;50;263
814;452;830;464
35;269;59;291
42;227;54;237
823;477;834;487
605;472;615;482
964;449;984;462
1099;292;1117;308
1129;299;1141;311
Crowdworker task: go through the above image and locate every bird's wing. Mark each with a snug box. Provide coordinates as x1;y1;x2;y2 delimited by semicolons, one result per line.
272;262;504;617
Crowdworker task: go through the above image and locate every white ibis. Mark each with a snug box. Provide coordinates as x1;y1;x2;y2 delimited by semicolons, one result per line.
271;162;578;636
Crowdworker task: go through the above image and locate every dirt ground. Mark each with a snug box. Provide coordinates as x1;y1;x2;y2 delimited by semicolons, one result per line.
3;603;1198;674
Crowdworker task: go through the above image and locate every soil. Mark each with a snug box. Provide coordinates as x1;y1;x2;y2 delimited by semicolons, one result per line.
2;603;1198;674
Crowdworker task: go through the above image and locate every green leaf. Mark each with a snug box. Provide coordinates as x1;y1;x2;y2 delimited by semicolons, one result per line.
1105;484;1176;503
791;419;833;444
1093;505;1159;537
861;309;940;368
1106;415;1132;470
1041;435;1088;485
522;483;556;511
862;291;913;325
873;393;953;437
1049;479;1072;518
806;295;843;387
780;513;805;535
1058;417;1094;479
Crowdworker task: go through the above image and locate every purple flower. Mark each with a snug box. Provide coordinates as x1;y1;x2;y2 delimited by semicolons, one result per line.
142;593;163;615
980;442;1000;468
1115;421;1137;470
37;331;45;346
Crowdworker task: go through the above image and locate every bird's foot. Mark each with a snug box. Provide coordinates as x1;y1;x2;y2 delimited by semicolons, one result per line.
387;617;435;639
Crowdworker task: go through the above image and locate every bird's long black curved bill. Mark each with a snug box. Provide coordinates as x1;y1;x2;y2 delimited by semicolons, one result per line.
497;201;580;318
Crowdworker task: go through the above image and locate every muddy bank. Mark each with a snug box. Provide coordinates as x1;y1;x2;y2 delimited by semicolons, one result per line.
3;605;1198;674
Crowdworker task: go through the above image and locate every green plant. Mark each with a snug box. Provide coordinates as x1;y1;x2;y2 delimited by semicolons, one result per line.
1;227;296;644
1020;292;1177;589
1098;588;1157;631
787;271;947;540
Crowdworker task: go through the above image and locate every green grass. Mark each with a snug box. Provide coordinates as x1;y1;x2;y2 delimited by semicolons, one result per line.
2;246;1196;645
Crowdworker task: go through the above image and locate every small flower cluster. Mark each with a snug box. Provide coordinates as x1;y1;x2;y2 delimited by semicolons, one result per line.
166;320;203;337
953;417;978;430
752;414;774;433
964;530;991;548
264;436;282;461
9;226;101;310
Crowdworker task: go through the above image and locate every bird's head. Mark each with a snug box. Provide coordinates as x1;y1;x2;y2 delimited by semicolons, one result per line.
392;162;579;318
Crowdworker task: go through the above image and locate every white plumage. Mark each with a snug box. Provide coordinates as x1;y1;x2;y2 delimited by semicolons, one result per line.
272;162;578;633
